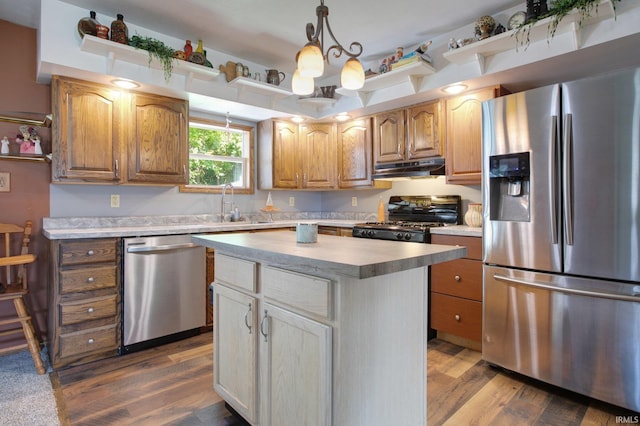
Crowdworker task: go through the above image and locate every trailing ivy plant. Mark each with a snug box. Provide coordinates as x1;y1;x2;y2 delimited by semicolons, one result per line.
129;34;176;82
514;0;622;49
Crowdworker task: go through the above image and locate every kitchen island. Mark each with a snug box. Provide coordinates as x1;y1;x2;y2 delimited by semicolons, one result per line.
192;231;466;426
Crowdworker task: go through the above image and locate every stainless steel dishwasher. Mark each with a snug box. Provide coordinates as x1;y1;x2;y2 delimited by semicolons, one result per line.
122;234;205;354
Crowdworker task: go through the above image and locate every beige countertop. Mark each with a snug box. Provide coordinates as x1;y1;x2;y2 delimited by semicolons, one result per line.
42;215;358;239
193;230;466;279
431;225;483;237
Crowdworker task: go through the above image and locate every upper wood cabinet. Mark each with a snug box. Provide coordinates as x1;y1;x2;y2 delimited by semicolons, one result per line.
52;76;123;182
373;109;405;163
299;122;336;189
337;117;373;188
406;100;443;160
266;120;336;190
259;118;385;191
52;76;189;185
373;99;443;164
126;93;188;184
445;86;506;185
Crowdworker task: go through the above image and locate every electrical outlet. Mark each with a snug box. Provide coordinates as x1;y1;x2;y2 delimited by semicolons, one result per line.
110;194;120;208
289;197;295;206
351;197;357;207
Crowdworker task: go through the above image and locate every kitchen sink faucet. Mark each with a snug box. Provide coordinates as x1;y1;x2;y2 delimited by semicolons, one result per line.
220;183;234;222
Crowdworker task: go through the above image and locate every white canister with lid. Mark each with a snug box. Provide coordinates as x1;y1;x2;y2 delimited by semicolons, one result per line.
296;223;318;243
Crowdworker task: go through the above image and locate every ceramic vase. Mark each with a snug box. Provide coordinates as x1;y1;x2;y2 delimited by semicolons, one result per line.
77;10;99;38
464;203;483;227
110;14;128;44
184;40;193;58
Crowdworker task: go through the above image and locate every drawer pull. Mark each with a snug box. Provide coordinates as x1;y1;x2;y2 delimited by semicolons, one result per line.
87;250;95;256
87;307;94;313
454;275;461;281
88;338;95;344
454;314;461;321
87;277;95;283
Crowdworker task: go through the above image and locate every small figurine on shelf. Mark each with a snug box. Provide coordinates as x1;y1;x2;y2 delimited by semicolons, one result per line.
33;136;43;155
1;136;9;154
15;125;37;154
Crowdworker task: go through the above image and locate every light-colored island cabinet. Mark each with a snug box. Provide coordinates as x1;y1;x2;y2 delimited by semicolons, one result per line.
194;231;466;426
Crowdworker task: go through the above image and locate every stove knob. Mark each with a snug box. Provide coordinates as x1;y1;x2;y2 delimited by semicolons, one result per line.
366;230;375;238
404;233;412;241
395;233;404;240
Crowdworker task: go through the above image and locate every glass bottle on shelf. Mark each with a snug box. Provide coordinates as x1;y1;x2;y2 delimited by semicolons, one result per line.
110;14;128;44
77;10;99;38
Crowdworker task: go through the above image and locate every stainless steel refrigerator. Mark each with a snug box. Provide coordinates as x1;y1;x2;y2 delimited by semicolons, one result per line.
481;67;640;412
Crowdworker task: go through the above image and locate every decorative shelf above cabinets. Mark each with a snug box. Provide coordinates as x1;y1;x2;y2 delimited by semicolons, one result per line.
337;60;436;106
0;154;50;164
296;96;338;113
228;76;292;96
80;35;220;90
443;0;615;74
228;77;293;108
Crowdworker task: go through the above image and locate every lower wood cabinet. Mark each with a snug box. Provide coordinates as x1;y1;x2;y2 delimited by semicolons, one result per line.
48;238;121;369
430;234;482;346
213;254;331;425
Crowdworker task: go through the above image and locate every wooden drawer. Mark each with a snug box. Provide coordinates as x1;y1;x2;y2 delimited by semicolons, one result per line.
431;259;482;301
59;324;118;358
262;266;332;320
215;253;257;293
59;295;118;326
59;265;117;294
431;292;482;341
59;239;118;266
431;235;482;260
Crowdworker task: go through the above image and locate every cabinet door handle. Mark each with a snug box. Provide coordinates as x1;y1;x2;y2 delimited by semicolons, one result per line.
87;307;94;313
244;303;252;334
260;310;269;342
454;275;461;281
87;277;94;283
88;338;95;344
115;159;119;178
87;250;95;256
183;165;187;178
454;314;461;321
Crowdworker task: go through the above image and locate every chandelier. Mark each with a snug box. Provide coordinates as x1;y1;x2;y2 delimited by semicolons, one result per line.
292;0;365;95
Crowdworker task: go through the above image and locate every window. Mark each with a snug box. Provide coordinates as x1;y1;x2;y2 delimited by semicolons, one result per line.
180;117;254;194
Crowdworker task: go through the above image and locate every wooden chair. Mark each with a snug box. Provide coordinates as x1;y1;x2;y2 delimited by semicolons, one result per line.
0;220;46;374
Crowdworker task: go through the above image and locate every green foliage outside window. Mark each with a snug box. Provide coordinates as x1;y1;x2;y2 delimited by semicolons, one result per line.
189;126;243;186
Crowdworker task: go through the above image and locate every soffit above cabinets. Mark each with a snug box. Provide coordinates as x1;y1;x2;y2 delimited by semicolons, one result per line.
31;0;640;121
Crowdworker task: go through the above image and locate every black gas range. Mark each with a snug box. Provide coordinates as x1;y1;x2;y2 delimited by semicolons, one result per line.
352;195;462;243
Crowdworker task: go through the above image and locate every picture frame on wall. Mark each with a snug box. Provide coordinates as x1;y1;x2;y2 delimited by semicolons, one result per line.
0;172;10;192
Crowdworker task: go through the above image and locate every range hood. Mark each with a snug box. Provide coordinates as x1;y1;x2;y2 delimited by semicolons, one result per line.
372;157;445;180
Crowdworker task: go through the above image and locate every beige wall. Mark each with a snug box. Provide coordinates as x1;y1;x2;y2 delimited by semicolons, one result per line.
0;19;51;347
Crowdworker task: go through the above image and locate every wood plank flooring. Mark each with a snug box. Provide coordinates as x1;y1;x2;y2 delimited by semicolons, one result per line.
51;332;639;425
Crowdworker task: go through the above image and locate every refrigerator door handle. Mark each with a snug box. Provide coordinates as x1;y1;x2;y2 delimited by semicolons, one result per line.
494;274;639;303
562;113;574;246
550;115;558;244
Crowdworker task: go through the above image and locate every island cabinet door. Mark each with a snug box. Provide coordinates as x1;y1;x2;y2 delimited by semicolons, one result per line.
213;284;258;424
259;303;332;426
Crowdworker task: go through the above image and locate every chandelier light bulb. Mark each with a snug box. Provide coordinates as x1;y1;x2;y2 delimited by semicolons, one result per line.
292;69;315;95
341;58;365;90
298;42;324;78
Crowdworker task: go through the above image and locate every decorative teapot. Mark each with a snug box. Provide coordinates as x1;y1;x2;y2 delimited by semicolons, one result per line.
266;69;286;86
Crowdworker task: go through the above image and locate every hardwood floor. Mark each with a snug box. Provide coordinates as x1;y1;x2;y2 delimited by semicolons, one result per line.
51;332;638;425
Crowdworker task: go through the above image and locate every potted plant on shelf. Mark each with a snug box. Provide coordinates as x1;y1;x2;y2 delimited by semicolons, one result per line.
515;0;622;47
128;34;176;82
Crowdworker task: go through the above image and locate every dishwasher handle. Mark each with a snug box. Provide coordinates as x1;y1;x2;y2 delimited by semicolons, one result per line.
126;242;200;253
